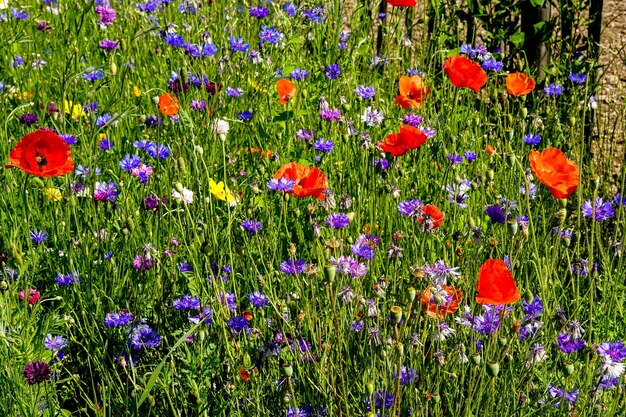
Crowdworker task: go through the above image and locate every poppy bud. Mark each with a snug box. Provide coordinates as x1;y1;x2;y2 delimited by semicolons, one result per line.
0;281;7;291
507;220;518;237
431;393;441;403
342;102;351;111
558;198;568;208
521;107;528;118
561;235;571;248
301;88;308;98
243;353;251;368
486;360;500;377
177;157;187;174
407;287;416;303
174;182;185;194
470;352;481;365
324;265;336;282
507;154;516;166
498;336;508;347
182;68;189;85
563;361;575;376
194;145;204;155
366;382;374;396
110;61;117;76
505;128;514;141
568;116;576;127
283;365;293;377
486;170;494;181
390;306;402;325
524;288;533;304
396;342;404;356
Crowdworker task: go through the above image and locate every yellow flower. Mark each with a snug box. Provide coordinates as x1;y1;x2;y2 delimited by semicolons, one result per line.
63;100;86;120
247;77;267;93
209;179;236;204
44;188;63;202
132;86;142;98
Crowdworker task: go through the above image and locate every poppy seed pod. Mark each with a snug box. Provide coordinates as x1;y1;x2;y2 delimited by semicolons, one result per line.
563;361;575;376
324;265;336;282
486;361;500;377
366;382;374;396
390;306;403;325
283;365;293;377
498;336;508;347
408;287;416;303
507;219;518;237
486;170;495;181
471;352;481;365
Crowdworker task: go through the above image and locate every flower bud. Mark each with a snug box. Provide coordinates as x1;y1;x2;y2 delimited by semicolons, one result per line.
486;360;500;377
366;382;374;396
521;107;528;118
407;287;416;303
498;336;508;347
283;365;293;377
507;220;518;237
0;280;7;291
324;265;336;282
592;175;600;190
486;170;495;182
110;61;117;76
174;182;185;194
563;361;575;376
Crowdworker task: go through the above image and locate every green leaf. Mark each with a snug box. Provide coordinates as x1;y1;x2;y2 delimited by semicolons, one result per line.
530;0;545;6
509;32;525;46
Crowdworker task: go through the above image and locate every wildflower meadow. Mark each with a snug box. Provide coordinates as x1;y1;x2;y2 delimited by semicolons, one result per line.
1;0;626;416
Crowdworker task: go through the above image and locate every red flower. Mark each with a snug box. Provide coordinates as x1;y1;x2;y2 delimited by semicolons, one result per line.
419;285;462;319
274;162;329;200
158;93;180;116
417;204;445;231
276;79;296;105
529;148;579;199
5;130;74;177
19;288;41;306
386;0;416;6
443;55;487;92
395;75;429;108
475;259;520;305
378;125;428;157
505;72;535;96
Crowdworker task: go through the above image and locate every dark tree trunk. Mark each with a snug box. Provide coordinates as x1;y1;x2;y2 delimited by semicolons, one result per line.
588;0;604;62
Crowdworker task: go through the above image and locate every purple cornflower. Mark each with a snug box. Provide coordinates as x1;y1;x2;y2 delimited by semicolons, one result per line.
544;83;565;97
280;259;307;275
104;310;133;327
331;256;368;278
481;59;503;72
132;255;155;271
55;272;79;286
523;133;541;146
556;333;585;353
93;182;118;202
190;100;206;112
228;316;250;335
99;40;119;51
350;234;380;261
393;366;417;385
367;390;394;411
259;26;283;45
119;154;142;171
267;177;295;192
372;158;389;171
446;154;463;164
284;2;298;16
173;294;200;310
568;73;586;84
423;260;461;284
189;307;213;325
95;4;116;27
143;195;165;212
370;55;388;67
402;114;422;127
296;129;316;141
325;64;341;80
326;213;350;229
226;87;244;98
354;84;375;100
98;137;113;151
44;334;67;350
472;305;510;335
314;138;334;152
361;107;384;127
30;229;48;244
145;143;170;159
249;5;269;18
128;323;161;350
19;113;39;126
597;341;626;362
229;36;250;53
319;108;341;122
485;204;507;224
397;199;423;217
241;219;263;235
582;198;615;221
521;296;543;321
420;126;437;138
60;134;77;145
248;291;269;307
23;362;51;385
144;115;163;128
84;69;104;83
290;68;309;81
464;151;477;162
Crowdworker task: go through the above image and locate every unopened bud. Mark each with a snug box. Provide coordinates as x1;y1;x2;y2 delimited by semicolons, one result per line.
563;361;575;376
507;220;518;237
324;265;336;282
407;287;416;303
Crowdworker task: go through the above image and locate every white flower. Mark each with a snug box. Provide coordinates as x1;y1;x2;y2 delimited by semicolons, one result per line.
526;343;547;366
599;360;626;378
172;187;194;204
213;119;230;136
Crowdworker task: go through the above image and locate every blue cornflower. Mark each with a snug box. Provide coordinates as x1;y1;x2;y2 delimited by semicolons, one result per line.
83;69;104;82
229;36;250;53
98;137;113;151
267;177;295;192
60;134;77;145
402;114;422;127
146;143;170;159
226;87;244;97
280;259;307;275
44;335;67;350
614;193;626;207
481;59;503;72
296;129;315;141
227;316;250;335
93;182;119;202
188;306;213;325
354;84;375;100
523;133;541;146
128;322;161;349
326;213;350;229
521;296;543;321
314;138;334;153
485;204;507;224
568;73;586;84
248;291;269;307
144;115;163;128
464;151;477;162
397;199;423;217
83;102;99;113
446;154;463;164
544;83;565;97
325;64;341;80
241;219;263;235
184;43;201;59
238;110;253;121
350;234;380;260
30;230;48;244
202;43;218;57
11;8;29;19
302;6;325;24
55;272;79;286
290;68;309;81
582;198;615;221
393;366;417;385
164;33;185;48
104;310;133;327
597;341;626;362
460;43;474;54
284;2;298;16
11;56;24;68
249;5;269;18
557;333;584;353
96;114;112;127
372;158;389;171
190;100;206;112
259;26;283;44
173;294;200;310
120;154;141;171
178;261;193;273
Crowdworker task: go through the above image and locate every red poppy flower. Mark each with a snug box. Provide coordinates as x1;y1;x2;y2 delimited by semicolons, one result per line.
420;285;462;319
395;75;429;108
505;72;535;96
485;145;496;156
378;125;428;157
417;204;445;230
475;259;520;305
5;130;74;177
158;93;180;116
443;55;487;93
238;367;250;382
529;148;579;199
276;79;296;105
386;0;416;6
274;162;329;200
